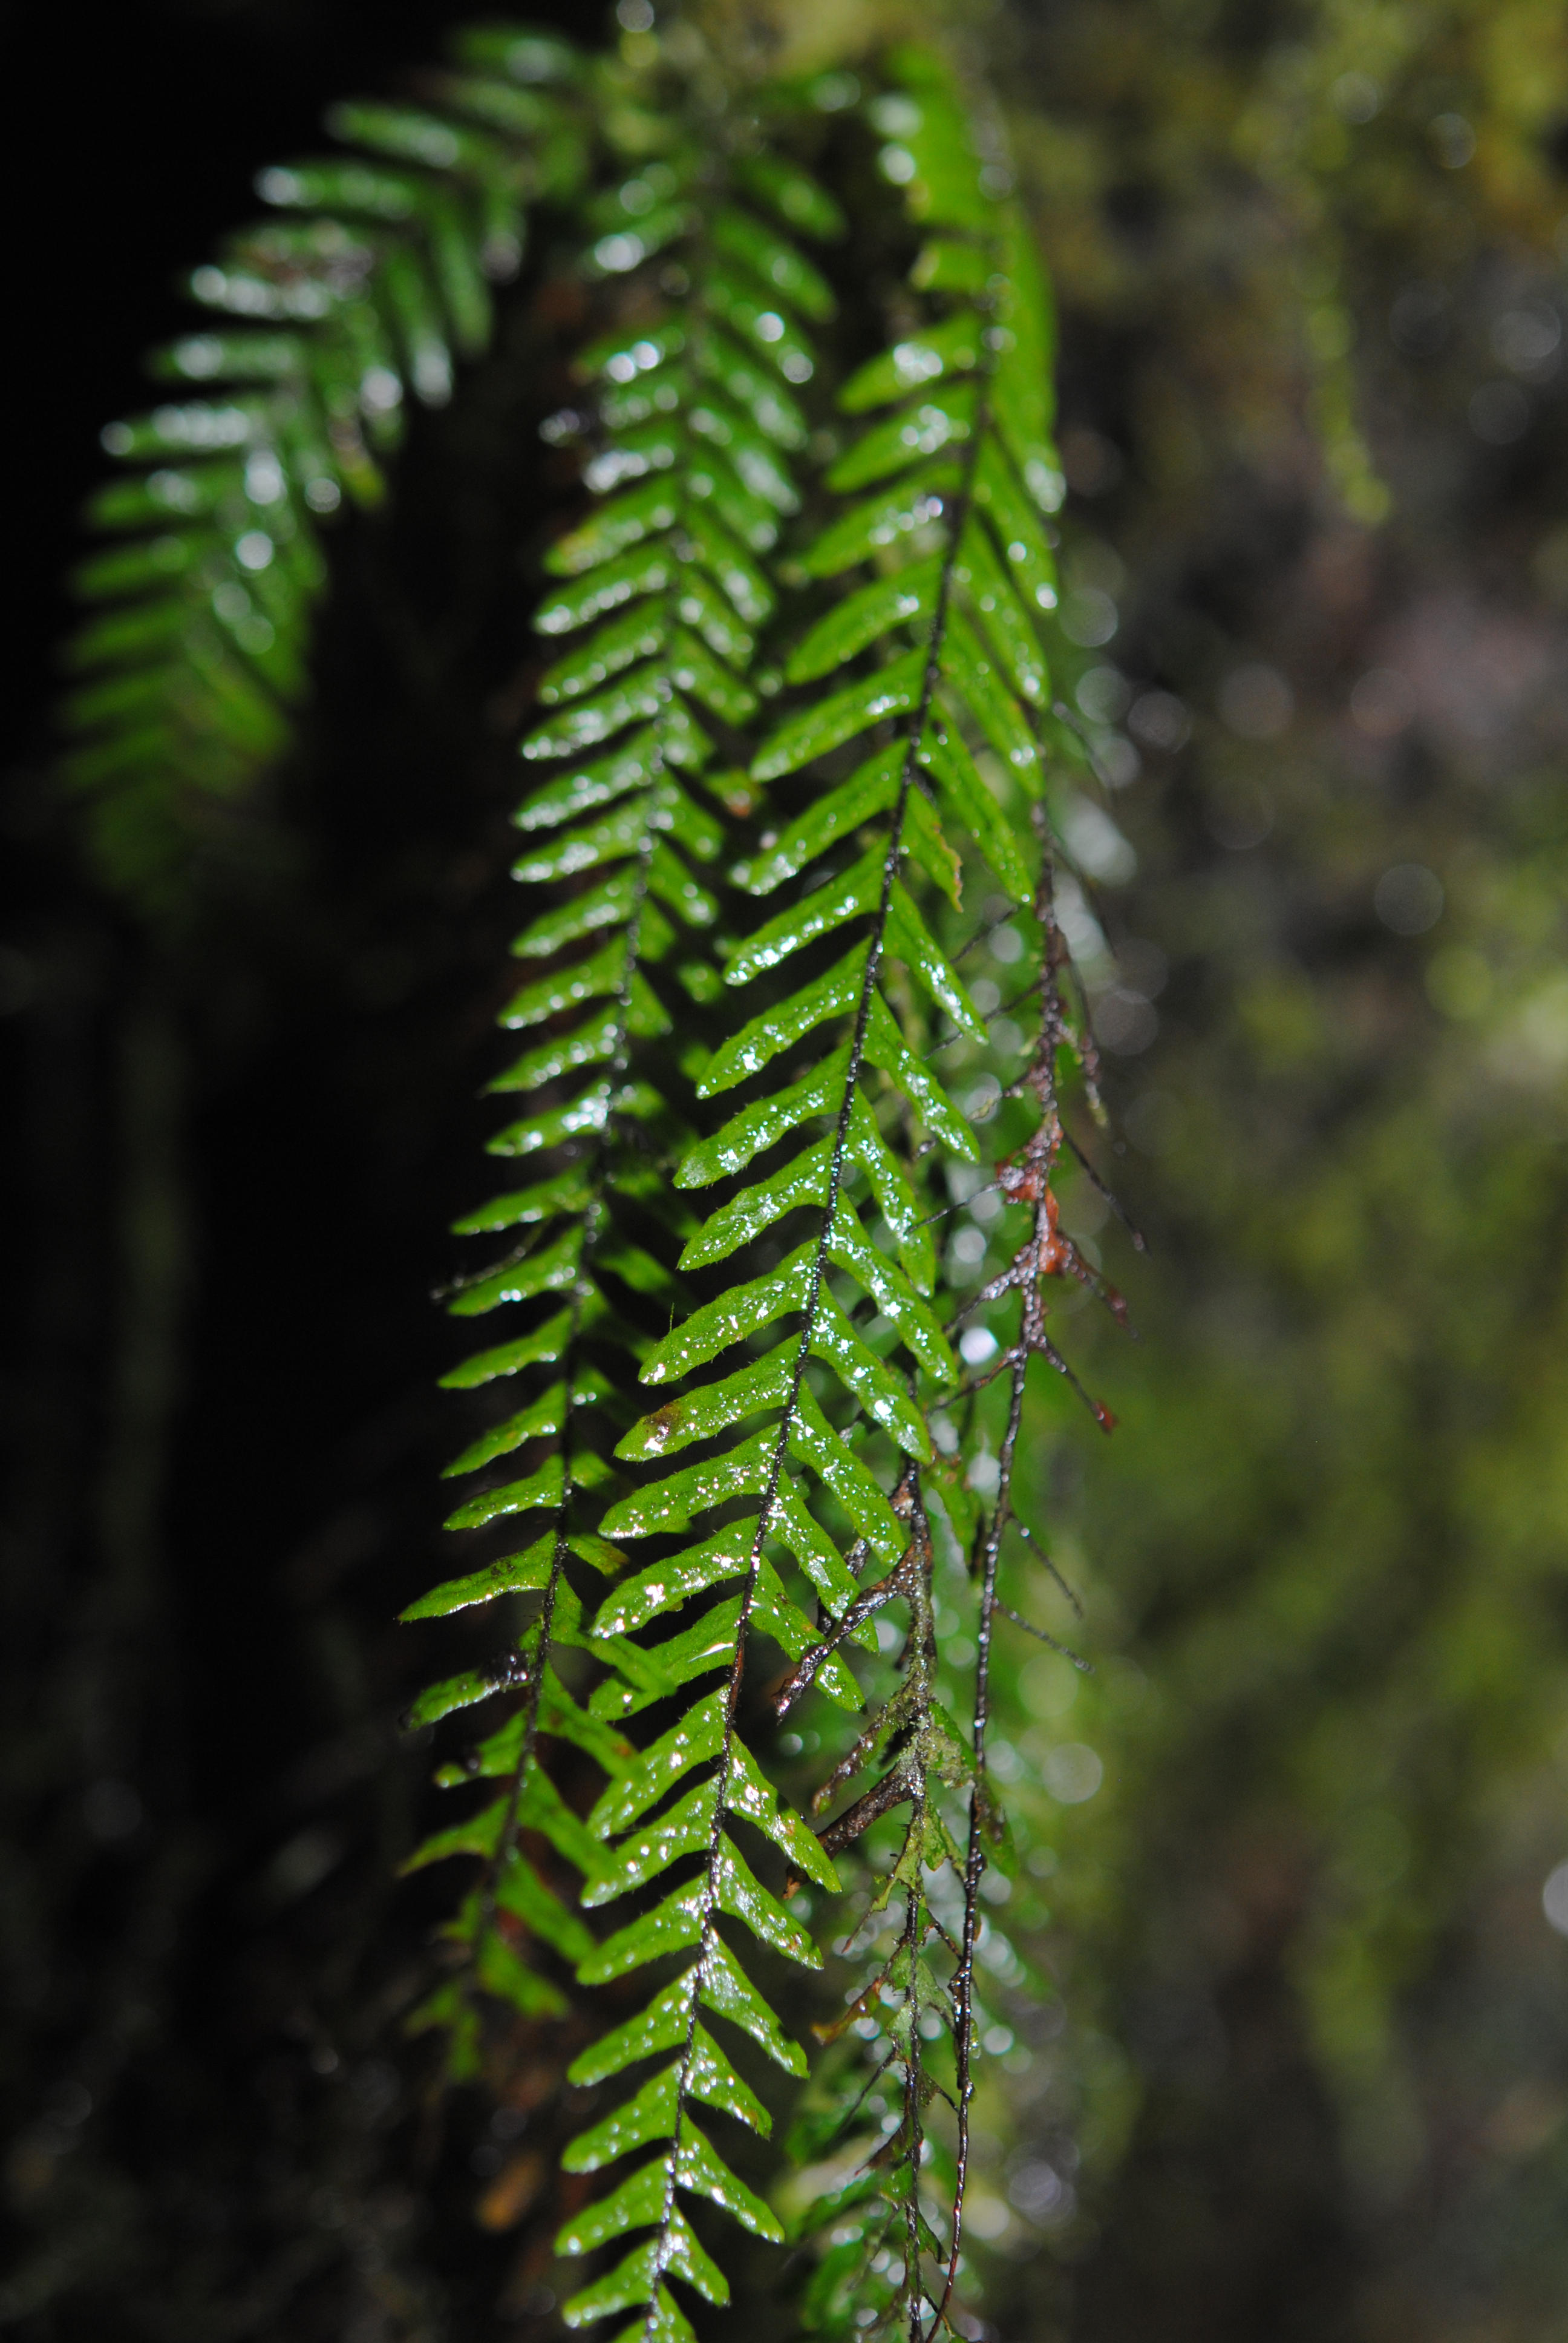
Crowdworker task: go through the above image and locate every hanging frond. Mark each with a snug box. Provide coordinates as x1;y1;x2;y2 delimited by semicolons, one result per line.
398;48;853;2218
581;50;1134;2340
60;26;590;911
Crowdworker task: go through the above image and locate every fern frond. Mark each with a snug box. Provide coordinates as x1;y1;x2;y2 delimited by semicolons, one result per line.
62;28;589;913
596;50;1131;2340
400;44;852;2240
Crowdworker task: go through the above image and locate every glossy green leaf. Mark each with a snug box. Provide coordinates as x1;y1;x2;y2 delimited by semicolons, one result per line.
514;727;662;834
546;477;681;577
519;666;667;761
402;1792;508;1873
697;944;869;1099
593;1229;683;1303
560;2238;661;2325
598;1427;773;1541
639;1240;812;1386
443;1381;567;1475
732;749;903;895
494;1847;596;1964
578;1876;708;1983
475;1928;571;2018
909;235;993;294
486;1011;620;1096
532;1674;637;1777
439;1302;573;1389
590;1522;754;1636
535;543;675;638
863;990;976;1159
710;204;837;321
690;396;802;515
788;1381;905;1561
587;1684;727;1840
653;773;725;863
568;1968;697;2087
810;1291;930;1461
955;516;1050;705
675;1047;851;1187
827;385;978;493
504;1751;619;1875
768;1472;864;1617
667;626;758;725
615;1348;795;1461
443;1452;564;1531
970;436;1059;616
751;650;925;784
565;2218;728;2321
724;848;883;986
556;2154;669;2253
838;313;985;413
903;774;964;908
784;559;942;686
597;1596;745;1719
846;1094;936;1291
714;1832;818;1968
918;721;1033;903
486;1080;612;1158
451;1167;593;1231
704;263;815;384
538;600;667;704
671;566;755;664
510;794;646;880
687;448;783;555
648;837;719;927
884;879;987;1040
800;462;961;580
583;1777;720;1909
876;82;995;233
678;1139;833;1272
403;1670;507;1733
693;329;808;453
725;1735;840;1889
827;1195;956;1381
400;1532;556;1619
577;316;687;384
509;873;642;962
939;607;1041;787
699;1931;807;2074
750;1561;863;1709
440;1668;623;1790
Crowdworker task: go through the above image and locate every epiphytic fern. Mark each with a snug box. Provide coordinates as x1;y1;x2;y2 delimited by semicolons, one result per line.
63;14;1140;2335
577;50;1134;2341
396;38;856;2255
63;26;590;911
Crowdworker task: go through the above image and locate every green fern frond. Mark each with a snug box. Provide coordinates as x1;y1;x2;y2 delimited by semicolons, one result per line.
61;27;590;913
399;42;854;2179
587;51;1131;2340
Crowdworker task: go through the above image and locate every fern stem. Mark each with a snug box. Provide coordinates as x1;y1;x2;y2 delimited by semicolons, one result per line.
935;844;1065;2334
901;1861;928;2343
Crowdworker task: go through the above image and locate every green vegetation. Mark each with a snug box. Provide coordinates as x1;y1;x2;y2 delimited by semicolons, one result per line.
8;1;1568;2339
